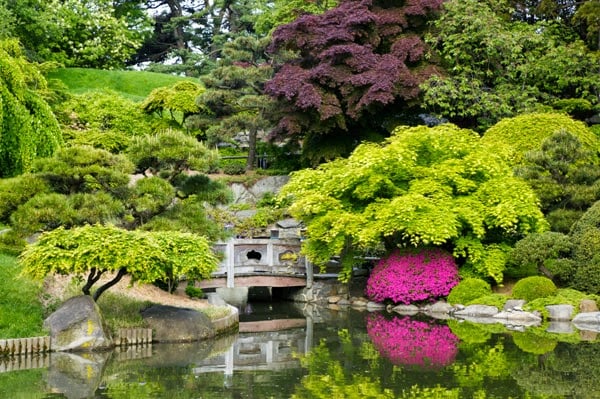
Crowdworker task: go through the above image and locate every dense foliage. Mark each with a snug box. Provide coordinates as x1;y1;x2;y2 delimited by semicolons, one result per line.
506;232;575;281
19;224;220;301
266;0;444;164
365;248;458;304
280;124;547;282
4;0;149;68
515;130;600;233
422;0;600;130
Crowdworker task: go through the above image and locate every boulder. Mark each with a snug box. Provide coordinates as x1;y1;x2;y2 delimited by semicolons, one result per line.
141;305;215;342
453;305;499;318
44;295;113;352
391;304;419;315
426;301;454;315
493;310;542;326
579;299;599;313
545;304;574;321
503;299;526;311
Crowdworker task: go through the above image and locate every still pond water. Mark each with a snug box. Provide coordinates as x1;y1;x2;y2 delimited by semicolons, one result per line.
1;301;599;398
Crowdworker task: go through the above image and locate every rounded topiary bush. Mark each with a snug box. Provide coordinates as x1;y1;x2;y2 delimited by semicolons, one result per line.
512;276;557;302
365;248;459;304
447;278;492;305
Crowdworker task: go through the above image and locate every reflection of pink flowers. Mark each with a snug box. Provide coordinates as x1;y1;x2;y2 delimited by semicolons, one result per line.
365;248;458;304
366;314;459;368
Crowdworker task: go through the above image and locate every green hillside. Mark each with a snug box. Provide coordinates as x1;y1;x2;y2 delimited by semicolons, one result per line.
46;67;198;102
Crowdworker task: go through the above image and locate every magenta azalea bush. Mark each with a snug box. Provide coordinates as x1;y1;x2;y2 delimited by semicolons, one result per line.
365;248;459;304
366;314;459;368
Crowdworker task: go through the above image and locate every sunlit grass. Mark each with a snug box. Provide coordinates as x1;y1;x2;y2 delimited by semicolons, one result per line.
46;67;197;102
0;253;46;338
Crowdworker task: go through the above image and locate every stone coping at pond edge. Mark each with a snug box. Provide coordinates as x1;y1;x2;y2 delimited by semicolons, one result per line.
327;295;600;333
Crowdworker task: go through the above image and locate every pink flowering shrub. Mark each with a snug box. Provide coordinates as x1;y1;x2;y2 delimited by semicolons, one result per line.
365;248;459;304
366;313;459;368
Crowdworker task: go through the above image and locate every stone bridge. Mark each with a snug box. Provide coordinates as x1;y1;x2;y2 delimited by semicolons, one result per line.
199;238;314;290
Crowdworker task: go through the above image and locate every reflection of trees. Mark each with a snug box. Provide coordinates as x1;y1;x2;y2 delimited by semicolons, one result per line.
292;339;396;399
513;343;600;397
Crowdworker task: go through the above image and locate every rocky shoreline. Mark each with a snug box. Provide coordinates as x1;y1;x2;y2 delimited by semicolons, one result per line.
326;295;600;333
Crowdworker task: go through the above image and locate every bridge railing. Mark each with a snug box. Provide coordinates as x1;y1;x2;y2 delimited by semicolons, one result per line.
212;238;306;287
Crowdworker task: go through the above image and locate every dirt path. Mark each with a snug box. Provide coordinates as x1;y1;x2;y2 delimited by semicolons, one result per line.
43;273;210;310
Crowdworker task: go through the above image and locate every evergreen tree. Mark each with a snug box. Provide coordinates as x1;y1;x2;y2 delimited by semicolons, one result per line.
193;35;275;170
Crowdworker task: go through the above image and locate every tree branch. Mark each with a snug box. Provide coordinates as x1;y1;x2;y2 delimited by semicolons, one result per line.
92;268;128;301
82;267;104;296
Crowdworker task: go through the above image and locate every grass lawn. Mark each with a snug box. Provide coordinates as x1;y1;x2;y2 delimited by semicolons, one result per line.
45;67;197;102
0;253;46;338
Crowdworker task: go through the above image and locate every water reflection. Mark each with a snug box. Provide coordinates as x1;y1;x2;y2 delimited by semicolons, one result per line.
1;303;600;398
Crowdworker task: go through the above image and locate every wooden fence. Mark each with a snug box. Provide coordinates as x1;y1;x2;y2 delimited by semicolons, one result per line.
0;336;50;357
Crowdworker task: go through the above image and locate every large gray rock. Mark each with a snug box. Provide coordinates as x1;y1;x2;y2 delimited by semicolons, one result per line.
44;295;113;352
546;304;574;321
572;311;600;332
453;305;499;318
493;310;542;326
141;305;215;342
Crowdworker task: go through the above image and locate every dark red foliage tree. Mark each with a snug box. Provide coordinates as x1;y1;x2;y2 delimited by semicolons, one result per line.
265;0;443;164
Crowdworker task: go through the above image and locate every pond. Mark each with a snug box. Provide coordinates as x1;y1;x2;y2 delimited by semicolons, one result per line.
1;301;599;398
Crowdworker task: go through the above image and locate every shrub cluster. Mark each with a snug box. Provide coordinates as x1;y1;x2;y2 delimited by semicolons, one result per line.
447;278;492;305
365;248;459;304
512;276;557;302
366;314;459;368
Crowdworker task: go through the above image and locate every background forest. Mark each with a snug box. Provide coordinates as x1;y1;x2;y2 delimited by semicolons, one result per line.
0;0;600;310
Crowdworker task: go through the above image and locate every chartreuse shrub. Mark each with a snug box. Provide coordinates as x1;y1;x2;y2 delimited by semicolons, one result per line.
365;248;459;304
447;278;492;305
482;112;598;165
512;276;556;302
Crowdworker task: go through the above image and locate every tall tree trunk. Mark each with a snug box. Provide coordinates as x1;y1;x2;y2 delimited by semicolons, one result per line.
246;127;257;171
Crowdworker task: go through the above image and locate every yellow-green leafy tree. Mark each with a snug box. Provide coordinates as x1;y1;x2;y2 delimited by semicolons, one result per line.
279;124;547;282
19;224;220;301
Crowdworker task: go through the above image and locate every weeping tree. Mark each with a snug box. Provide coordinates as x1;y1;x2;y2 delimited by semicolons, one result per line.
19;224;220;301
0;39;62;177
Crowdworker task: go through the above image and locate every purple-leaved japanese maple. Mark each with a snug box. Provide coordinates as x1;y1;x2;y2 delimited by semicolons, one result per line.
266;0;443;164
